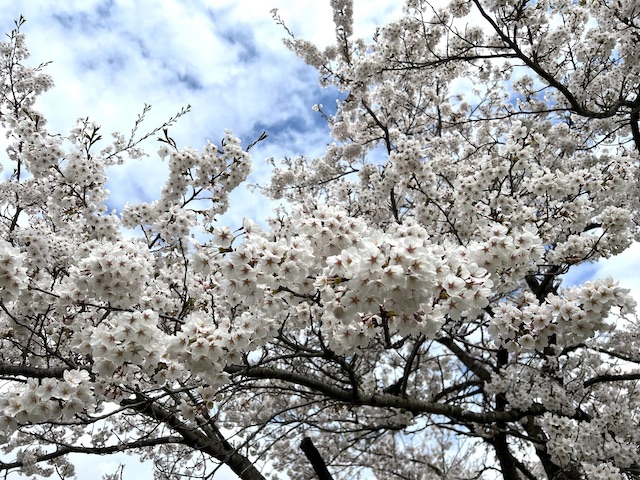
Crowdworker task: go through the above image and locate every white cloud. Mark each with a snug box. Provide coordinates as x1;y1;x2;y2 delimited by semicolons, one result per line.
1;1;349;223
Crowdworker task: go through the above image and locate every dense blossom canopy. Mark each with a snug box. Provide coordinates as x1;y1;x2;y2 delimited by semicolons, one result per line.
0;1;639;479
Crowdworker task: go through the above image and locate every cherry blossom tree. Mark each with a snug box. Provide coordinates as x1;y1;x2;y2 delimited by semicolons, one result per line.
0;0;639;478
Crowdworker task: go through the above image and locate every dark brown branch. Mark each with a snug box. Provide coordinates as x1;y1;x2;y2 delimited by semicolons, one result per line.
225;365;542;424
584;372;640;388
490;432;522;480
0;364;68;379
631;110;640;156
121;394;266;480
399;336;425;395
436;337;493;382
300;437;335;480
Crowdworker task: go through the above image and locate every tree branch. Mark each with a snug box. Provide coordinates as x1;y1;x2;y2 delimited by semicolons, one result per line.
300;437;335;480
0;436;183;472
225;365;542;424
121;394;266;480
0;364;68;379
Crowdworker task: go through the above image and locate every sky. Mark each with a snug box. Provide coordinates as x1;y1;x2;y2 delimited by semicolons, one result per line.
0;1;639;479
0;0;403;230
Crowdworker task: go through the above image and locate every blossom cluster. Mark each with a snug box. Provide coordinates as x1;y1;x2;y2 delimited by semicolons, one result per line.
69;240;153;308
489;277;636;352
0;370;92;438
467;224;544;293
122;131;251;242
484;365;576;415
70;310;168;379
316;222;497;353
0;240;28;303
540;412;638;476
167;311;277;386
206;206;500;354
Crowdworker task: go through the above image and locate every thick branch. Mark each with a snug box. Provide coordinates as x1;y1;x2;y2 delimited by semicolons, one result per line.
491;433;522;480
300;437;335;480
399;336;425;395
225;365;541;424
584;372;640;388
631;110;640;156
121;394;266;480
436;337;493;382
0;364;67;379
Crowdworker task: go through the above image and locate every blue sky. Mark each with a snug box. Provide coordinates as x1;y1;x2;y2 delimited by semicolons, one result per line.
0;0;403;223
0;1;639;479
